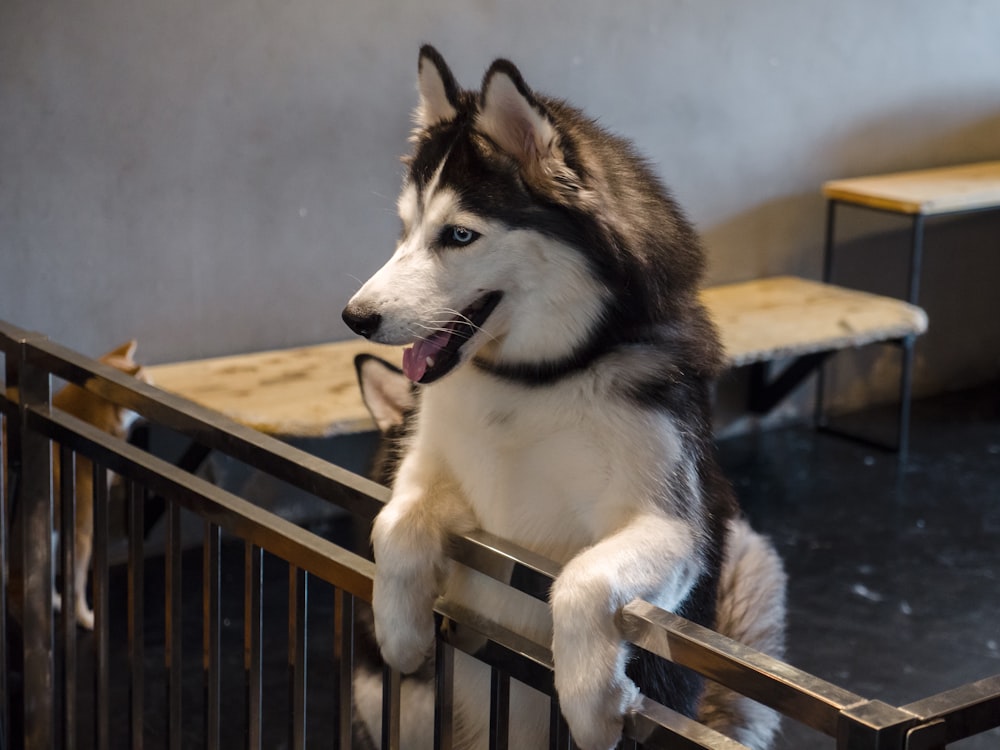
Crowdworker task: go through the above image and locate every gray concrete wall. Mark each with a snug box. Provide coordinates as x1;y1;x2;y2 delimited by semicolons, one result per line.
2;1;999;411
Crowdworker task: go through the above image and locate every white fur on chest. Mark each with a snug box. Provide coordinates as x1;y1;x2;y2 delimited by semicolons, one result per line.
414;367;688;563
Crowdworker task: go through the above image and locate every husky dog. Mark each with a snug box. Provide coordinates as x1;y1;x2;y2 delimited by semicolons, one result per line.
351;355;785;749
342;46;786;749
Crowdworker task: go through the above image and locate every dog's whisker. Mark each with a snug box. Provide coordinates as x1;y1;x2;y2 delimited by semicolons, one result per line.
345;273;367;290
413;326;477;343
425;309;500;344
398;305;502;349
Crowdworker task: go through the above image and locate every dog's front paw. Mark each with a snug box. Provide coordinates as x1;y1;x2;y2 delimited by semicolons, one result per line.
372;571;436;674
75;600;95;631
551;565;642;750
370;494;447;674
555;664;640;750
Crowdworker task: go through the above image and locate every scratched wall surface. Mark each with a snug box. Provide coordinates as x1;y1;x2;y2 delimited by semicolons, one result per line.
1;0;999;413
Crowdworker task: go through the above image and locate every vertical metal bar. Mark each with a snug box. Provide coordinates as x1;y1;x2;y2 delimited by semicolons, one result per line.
333;589;354;750
1;350;20;750
0;404;9;750
244;542;263;750
434;638;454;750
19;347;54;750
549;699;574;750
60;448;77;750
907;213;926;306
165;500;182;750
381;664;400;750
128;482;145;750
203;521;221;750
288;566;307;750
93;461;110;750
549;699;560;750
488;668;510;750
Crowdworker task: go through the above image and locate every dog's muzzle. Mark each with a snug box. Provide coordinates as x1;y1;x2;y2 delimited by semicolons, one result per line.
342;292;503;385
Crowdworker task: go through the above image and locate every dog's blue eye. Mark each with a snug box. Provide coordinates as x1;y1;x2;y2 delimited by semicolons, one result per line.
441;226;480;247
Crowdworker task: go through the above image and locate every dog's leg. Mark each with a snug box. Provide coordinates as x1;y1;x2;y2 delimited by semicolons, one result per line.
371;449;473;674
550;511;701;750
73;458;95;631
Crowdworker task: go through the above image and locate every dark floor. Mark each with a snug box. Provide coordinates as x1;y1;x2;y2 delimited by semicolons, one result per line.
10;381;1000;748
719;383;1000;748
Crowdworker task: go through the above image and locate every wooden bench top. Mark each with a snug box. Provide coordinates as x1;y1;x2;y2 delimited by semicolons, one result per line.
704;276;926;368
148;277;927;436
148;340;403;437
822;160;1000;215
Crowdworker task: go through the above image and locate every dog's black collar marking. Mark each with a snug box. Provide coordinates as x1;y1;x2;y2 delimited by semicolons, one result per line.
473;348;599;385
472;322;652;386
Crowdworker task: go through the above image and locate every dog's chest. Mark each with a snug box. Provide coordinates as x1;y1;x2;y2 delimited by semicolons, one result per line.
420;373;670;560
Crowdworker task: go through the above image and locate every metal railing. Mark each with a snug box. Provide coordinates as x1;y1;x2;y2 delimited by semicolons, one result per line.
1;319;998;750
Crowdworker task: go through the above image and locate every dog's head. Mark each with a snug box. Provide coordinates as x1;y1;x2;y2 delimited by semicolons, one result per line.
51;339;150;438
343;46;707;386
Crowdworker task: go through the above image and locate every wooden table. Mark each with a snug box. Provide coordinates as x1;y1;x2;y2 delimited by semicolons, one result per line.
822;160;1000;304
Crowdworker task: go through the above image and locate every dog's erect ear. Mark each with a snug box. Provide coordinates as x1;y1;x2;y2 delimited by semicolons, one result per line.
477;60;560;170
414;45;460;130
354;354;416;434
101;339;143;376
105;339;138;362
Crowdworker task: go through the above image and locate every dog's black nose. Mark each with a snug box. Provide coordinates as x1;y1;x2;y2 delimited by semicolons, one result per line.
342;305;382;339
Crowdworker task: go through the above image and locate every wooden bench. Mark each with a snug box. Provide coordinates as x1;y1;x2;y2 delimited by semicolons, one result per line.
706;276;926;430
147;276;927;441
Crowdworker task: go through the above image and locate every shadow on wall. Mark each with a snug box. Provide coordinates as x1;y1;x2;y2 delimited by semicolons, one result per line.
820;107;1000;183
702;105;1000;284
706;105;1000;432
702;192;826;286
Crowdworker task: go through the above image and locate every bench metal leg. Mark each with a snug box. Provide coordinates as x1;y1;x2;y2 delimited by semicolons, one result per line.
749;352;833;415
896;335;916;461
815;337;913;458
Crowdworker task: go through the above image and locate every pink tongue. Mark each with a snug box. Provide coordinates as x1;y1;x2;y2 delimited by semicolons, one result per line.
402;330;451;382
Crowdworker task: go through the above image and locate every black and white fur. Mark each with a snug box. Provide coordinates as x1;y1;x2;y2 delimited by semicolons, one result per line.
342;46;786;750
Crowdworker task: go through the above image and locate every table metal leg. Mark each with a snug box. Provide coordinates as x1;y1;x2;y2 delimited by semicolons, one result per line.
907;213;926;306
814;199;920;459
822;199;838;282
815;199;838;429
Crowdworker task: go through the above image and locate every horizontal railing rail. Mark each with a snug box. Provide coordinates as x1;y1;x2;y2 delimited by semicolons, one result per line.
2;319;999;750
